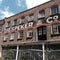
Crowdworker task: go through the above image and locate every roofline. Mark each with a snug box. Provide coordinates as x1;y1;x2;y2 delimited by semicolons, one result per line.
1;0;52;20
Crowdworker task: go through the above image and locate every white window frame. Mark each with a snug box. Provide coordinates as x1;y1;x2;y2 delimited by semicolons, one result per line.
10;32;15;40
27;29;33;38
13;20;17;25
6;22;10;27
38;10;45;18
5;22;8;27
28;14;34;21
20;17;25;24
51;24;59;34
18;31;23;39
4;34;8;41
51;5;58;15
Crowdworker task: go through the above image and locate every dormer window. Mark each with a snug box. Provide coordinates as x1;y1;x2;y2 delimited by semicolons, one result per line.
51;5;58;15
28;14;34;22
38;10;45;18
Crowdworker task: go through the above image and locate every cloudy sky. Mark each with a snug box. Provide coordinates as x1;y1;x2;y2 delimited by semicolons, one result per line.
0;0;50;20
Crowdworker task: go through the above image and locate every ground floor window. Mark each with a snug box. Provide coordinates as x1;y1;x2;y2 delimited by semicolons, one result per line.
37;26;47;40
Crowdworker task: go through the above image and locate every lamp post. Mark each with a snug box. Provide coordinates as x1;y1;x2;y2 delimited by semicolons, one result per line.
42;43;45;60
16;45;19;60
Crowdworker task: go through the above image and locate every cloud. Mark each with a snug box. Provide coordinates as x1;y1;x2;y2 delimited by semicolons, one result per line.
0;6;14;19
26;0;50;9
16;0;21;7
0;0;2;4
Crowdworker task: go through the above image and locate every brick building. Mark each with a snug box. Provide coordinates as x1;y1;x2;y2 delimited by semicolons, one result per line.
0;0;60;60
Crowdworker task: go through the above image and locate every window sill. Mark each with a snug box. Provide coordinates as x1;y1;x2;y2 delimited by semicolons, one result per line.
38;17;45;20
51;34;60;37
12;25;17;27
3;40;7;42
26;37;32;39
17;38;22;40
28;20;34;22
19;23;25;25
10;39;14;41
6;26;10;28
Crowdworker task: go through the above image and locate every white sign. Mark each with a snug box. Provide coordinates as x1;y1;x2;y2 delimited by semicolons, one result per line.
46;15;59;23
4;22;34;33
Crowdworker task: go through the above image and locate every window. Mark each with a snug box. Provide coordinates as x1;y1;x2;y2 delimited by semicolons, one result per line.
18;31;23;39
0;24;2;32
0;24;2;29
20;17;25;24
37;26;47;40
38;26;46;35
10;32;15;40
38;28;42;35
4;34;8;41
51;5;58;15
38;10;45;18
13;19;17;26
51;24;60;35
27;29;33;38
6;22;10;27
28;14;34;21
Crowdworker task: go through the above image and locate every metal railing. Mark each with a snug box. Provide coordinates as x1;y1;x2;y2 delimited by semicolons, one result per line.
2;49;60;60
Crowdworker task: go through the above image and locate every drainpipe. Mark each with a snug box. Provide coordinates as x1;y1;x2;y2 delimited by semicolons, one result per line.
42;43;45;60
16;45;19;60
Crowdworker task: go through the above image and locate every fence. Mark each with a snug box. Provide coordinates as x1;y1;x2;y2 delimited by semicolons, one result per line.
3;49;60;60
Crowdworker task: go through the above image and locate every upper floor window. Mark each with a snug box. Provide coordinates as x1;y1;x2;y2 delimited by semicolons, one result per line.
38;10;45;18
6;22;10;27
10;32;15;40
51;5;58;15
0;24;2;29
20;17;25;24
27;29;33;38
4;34;8;41
51;24;60;35
13;19;17;26
18;31;23;39
28;14;34;21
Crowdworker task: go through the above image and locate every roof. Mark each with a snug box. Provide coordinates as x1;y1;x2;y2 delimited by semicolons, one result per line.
0;0;53;20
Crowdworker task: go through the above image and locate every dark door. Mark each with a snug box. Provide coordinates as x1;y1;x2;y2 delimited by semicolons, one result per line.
37;26;47;40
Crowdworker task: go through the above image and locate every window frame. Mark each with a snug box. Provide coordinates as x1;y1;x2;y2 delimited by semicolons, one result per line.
51;24;60;35
10;32;15;40
51;5;58;15
38;10;45;18
6;22;10;27
13;19;17;26
3;34;8;41
20;17;25;24
27;29;33;38
28;14;34;22
18;31;23;40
